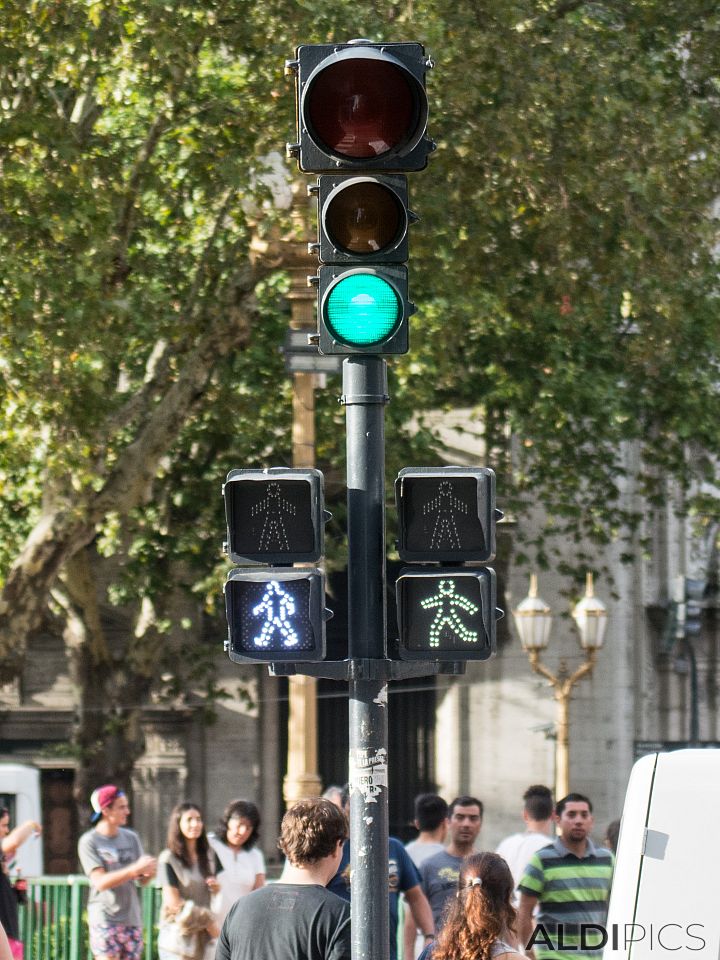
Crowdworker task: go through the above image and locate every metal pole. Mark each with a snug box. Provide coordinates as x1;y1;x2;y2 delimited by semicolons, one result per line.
555;690;570;801
343;355;390;960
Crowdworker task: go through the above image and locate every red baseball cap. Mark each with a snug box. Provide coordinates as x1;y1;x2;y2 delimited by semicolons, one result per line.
90;785;125;824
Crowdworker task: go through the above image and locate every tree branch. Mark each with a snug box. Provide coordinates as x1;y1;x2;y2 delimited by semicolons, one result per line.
112;110;171;274
549;0;588;19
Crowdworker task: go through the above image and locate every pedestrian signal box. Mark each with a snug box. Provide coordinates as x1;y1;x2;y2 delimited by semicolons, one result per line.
395;567;501;661
223;468;325;565
224;568;328;663
395;467;501;563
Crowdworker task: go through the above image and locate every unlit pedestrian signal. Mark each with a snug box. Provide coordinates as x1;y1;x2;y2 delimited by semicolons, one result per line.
223;468;325;564
395;467;501;563
396;568;501;661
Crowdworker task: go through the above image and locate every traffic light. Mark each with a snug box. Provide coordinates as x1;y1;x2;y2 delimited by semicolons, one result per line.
287;40;432;356
315;263;412;355
287;43;433;173
395;567;501;661
223;468;325;565
313;175;411;264
395;467;502;563
224;568;328;663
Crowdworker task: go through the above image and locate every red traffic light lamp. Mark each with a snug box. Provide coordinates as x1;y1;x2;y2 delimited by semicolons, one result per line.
287;41;434;173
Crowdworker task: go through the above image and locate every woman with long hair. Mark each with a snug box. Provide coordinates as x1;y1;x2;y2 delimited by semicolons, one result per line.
0;807;41;960
208;799;265;924
420;853;525;960
157;802;220;960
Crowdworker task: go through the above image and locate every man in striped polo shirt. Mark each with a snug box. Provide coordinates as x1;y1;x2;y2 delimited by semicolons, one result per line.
516;793;613;959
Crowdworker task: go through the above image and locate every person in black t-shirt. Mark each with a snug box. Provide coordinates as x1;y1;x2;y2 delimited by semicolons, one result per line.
215;798;350;960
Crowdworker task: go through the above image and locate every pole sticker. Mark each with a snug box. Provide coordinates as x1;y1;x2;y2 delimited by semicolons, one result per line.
349;747;388;803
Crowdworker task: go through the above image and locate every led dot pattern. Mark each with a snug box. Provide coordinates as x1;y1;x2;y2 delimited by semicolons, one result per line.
325;273;402;346
228;578;317;654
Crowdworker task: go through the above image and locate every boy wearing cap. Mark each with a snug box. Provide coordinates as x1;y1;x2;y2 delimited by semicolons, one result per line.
77;785;157;960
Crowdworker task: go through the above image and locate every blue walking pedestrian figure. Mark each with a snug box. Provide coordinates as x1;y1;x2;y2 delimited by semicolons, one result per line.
252;581;299;648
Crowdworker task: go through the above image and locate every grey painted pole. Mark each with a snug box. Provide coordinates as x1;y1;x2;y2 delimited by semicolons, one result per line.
343;355;390;960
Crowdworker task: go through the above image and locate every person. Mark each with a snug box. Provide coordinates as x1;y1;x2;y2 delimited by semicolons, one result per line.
404;794;449;959
603;819;620;854
157;802;220;960
517;793;613;960
495;785;554;899
406;794;449;867
420;796;483;933
327;785;434;960
0;922;15;960
418;853;525;960
77;785;157;960
0;808;42;960
321;786;344;810
208;799;265;924
215;797;350;960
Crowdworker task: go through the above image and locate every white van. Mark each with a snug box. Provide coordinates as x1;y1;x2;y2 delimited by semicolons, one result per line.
0;763;43;877
603;748;719;959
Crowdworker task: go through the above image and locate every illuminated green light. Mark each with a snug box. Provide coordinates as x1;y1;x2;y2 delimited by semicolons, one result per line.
325;273;401;346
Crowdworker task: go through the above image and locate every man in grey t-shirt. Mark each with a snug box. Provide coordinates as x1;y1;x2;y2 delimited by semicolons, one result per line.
419;795;483;931
77;785;157;960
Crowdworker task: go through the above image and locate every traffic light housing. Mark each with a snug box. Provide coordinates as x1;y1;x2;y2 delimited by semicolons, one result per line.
225;568;328;663
312;175;411;264
288;40;432;357
312;172;415;355
316;264;412;355
287;42;433;173
223;468;325;565
395;567;501;661
395;467;501;563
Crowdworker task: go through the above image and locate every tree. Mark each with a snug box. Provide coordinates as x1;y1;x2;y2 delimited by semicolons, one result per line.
0;1;298;794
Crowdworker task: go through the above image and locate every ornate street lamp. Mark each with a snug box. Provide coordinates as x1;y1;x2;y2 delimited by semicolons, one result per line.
514;573;607;800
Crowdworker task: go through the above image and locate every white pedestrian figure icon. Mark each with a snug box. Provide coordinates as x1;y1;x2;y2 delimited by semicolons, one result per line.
252;483;296;551
423;481;468;550
421;579;479;646
252;581;299;648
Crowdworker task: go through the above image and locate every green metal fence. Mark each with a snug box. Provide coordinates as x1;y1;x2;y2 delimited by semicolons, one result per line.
18;876;162;960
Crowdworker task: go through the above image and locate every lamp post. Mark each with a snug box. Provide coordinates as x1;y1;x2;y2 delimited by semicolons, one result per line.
513;573;608;800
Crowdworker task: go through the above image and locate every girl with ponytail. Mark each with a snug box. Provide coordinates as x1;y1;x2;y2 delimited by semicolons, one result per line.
420;852;525;960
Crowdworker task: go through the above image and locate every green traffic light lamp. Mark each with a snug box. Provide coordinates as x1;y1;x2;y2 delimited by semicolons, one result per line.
315;265;413;354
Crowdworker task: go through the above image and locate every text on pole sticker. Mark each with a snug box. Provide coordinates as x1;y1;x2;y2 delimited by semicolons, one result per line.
349;747;389;803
